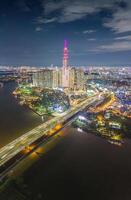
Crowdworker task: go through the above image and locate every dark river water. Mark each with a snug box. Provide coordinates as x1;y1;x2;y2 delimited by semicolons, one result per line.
0;82;42;148
17;127;131;200
1;82;131;200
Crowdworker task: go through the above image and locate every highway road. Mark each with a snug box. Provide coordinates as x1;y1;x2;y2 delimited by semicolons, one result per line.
0;94;103;168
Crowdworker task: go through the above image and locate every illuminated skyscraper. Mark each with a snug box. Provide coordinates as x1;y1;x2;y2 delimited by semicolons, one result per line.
62;40;70;88
32;40;86;91
63;40;68;68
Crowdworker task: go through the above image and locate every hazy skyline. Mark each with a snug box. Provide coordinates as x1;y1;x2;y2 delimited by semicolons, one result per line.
0;0;131;66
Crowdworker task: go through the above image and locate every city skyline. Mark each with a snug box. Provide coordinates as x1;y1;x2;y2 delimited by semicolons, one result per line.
0;1;131;200
0;0;131;66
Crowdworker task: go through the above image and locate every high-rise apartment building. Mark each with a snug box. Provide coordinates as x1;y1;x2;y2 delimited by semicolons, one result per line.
33;69;52;88
69;67;85;91
32;68;62;89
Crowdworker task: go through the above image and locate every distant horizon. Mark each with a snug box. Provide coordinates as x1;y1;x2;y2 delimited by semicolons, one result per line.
0;64;131;68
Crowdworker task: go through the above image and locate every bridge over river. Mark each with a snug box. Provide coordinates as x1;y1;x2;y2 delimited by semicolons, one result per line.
0;93;103;176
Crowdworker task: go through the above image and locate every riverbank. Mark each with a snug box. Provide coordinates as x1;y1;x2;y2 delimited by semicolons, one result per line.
1;125;131;200
0;82;42;148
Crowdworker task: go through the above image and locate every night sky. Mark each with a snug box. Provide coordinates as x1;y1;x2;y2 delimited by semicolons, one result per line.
0;0;131;66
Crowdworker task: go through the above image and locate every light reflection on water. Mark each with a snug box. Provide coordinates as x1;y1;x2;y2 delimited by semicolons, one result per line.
72;111;131;147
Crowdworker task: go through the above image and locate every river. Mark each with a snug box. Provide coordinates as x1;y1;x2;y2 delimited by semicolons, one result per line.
9;126;131;200
0;82;42;148
0;82;131;200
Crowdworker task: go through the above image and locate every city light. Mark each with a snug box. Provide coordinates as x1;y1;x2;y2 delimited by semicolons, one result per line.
78;115;87;121
0;0;131;199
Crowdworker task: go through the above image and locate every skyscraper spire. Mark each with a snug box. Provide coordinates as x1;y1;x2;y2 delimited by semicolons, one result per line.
63;39;68;68
64;39;67;48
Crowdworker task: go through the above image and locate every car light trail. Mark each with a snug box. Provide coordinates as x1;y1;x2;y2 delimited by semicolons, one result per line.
0;93;103;168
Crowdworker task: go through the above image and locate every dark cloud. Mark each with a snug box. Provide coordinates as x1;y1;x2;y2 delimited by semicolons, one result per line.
0;0;130;65
40;0;131;33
